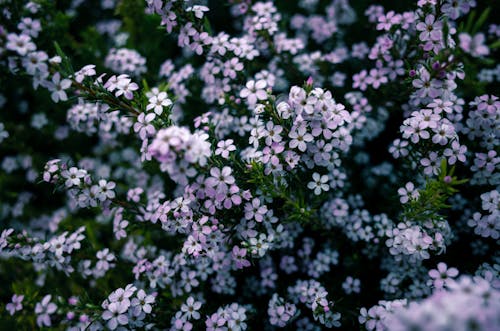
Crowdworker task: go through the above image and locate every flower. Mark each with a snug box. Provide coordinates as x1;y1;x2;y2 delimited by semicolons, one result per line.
114;75;139;100
35;295;57;327
342;277;361;294
459;33;490;57
307;173;330;195
415;14;442;42
46;72;72;103
443;141;467;164
95;179;116;201
240;80;267;106
102;301;129;330
205;166;235;194
61;167;87;187
215;139;236;159
244;198;268;222
263;122;283;146
289;125;313;152
96;248;116;272
146;91;172;115
6;33;36;56
186;5;209;19
232;246;251;269
428;262;459;289
412;68;442;99
74;64;96;83
397;182;419;204
268;294;297;327
113;217;129;240
181;296;202;320
6;294;24;315
134;112;156;140
131;289;155;315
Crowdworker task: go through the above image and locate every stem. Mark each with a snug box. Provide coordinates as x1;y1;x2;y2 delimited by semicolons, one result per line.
72;80;140;116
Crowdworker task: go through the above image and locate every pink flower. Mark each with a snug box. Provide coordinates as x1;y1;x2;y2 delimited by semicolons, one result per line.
232;246;251;269
35;295;57;327
6;294;24;315
416;14;442;42
244;198;268;222
429;262;459;289
459;33;490;57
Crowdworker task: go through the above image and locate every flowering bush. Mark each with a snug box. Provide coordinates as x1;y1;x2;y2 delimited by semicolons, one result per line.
0;0;499;330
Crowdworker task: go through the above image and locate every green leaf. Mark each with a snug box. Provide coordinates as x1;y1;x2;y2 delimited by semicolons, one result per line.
203;17;213;35
142;79;150;91
53;42;74;75
490;39;500;49
85;221;99;250
471;8;490;35
464;10;476;33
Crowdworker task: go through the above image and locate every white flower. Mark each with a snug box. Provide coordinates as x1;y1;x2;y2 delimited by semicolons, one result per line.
96;179;116;201
240;80;267;106
46;72;72;103
102;301;129;330
289;125;313;152
397;182;419;204
276;101;292;119
146;91;172;115
215;139;236;159
6;33;36;56
307;172;330;195
131;289;155;316
74;64;96;83
186;5;209;19
180;296;202;320
61;167;87;187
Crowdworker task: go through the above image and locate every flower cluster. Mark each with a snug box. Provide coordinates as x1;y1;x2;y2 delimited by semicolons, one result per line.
101;284;156;330
380;276;500;331
105;48;147;77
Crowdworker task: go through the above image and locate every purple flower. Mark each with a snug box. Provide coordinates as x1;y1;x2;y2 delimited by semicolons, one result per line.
244;198;268;222
232;246;251;269
35;295;57;327
215;139;236;159
6;294;24;315
459;33;490;57
397;182;419;204
412;68;442;98
134;112;156;140
416;15;442;42
205;166;235;195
